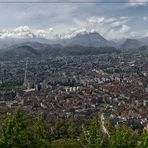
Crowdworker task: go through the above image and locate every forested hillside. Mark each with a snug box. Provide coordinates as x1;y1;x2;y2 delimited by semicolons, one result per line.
0;109;147;147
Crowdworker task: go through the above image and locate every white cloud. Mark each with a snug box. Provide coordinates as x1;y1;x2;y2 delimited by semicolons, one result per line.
88;17;105;24
0;16;142;40
106;25;131;39
59;28;87;39
144;32;148;36
119;16;128;20
128;0;148;6
110;21;126;27
0;26;54;39
14;26;30;33
64;16;132;40
105;17;117;23
144;16;147;20
119;24;131;33
143;16;148;21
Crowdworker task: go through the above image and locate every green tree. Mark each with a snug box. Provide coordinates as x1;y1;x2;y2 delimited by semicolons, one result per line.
0;109;51;148
67;119;80;138
50;139;81;147
0;109;31;147
140;131;148;147
54;118;68;139
79;116;107;147
110;124;140;147
31;116;50;147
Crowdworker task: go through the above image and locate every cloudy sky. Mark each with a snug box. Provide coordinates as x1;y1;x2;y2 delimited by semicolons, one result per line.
0;0;148;40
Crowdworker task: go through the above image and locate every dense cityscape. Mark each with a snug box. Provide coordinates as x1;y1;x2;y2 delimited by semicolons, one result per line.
0;45;148;147
0;0;148;147
0;47;148;132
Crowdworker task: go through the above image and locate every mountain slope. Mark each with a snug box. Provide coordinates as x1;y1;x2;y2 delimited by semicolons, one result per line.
0;37;58;49
139;37;148;45
0;32;116;49
121;39;144;49
59;32;115;47
0;45;40;59
0;44;120;60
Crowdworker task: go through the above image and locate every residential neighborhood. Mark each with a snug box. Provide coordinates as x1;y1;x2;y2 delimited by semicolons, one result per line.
0;50;148;132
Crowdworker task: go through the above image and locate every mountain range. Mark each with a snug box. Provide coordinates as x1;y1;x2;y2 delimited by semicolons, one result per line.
0;31;148;58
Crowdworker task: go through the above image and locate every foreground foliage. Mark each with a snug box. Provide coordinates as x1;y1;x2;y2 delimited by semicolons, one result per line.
0;109;147;147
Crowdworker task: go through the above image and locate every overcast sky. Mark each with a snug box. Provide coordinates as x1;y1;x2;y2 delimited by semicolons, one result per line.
0;0;148;40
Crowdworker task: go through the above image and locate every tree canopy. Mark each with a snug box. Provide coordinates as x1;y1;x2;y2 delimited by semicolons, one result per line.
0;109;147;147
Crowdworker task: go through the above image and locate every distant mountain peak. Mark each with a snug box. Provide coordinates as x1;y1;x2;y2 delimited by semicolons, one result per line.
73;31;104;38
59;31;114;47
121;38;144;49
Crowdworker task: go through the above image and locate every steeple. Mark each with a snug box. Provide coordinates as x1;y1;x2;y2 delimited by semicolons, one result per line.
0;63;2;85
23;59;28;88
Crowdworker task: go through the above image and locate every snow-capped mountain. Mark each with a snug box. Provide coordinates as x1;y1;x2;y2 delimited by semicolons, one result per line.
58;31;115;47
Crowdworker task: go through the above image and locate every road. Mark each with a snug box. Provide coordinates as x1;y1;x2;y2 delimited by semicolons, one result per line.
100;113;110;137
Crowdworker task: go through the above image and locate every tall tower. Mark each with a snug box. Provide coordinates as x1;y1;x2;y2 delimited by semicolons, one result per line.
23;59;28;88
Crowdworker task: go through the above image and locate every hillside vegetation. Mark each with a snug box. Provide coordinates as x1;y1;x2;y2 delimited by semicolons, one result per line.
0;109;147;147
